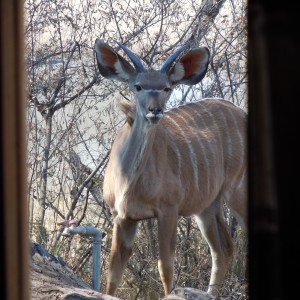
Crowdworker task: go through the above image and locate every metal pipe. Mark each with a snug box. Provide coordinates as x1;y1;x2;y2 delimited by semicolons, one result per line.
62;225;102;291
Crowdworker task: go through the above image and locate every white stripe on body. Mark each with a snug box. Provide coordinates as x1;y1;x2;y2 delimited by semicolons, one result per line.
227;107;244;166
217;108;232;174
178;106;211;193
165;113;200;190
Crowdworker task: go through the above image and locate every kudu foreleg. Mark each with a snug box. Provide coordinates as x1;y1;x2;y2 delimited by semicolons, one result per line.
106;217;138;295
157;211;178;296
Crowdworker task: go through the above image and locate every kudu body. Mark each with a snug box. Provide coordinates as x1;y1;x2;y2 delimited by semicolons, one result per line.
95;39;247;297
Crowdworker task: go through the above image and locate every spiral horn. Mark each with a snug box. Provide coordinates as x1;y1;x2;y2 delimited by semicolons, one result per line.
115;41;146;73
159;44;188;73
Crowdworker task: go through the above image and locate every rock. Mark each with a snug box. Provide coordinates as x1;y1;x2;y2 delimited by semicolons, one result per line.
162;287;215;300
30;241;121;300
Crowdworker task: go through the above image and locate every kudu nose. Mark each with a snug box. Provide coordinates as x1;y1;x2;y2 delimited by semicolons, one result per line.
148;106;162;116
146;104;164;122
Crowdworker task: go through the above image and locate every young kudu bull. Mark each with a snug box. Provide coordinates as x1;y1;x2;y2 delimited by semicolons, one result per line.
94;39;247;298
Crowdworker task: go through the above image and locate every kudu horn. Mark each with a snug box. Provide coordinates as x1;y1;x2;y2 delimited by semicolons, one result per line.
159;44;189;73
115;41;146;73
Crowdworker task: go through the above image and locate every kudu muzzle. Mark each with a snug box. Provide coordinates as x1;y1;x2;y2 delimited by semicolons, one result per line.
145;93;164;122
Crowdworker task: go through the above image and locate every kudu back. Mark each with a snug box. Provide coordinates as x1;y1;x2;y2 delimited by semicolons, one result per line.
94;39;247;297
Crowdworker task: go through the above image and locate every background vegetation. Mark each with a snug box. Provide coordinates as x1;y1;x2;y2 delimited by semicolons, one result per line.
25;0;248;298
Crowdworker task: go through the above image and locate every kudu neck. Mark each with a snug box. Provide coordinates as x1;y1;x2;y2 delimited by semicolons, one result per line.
119;114;159;181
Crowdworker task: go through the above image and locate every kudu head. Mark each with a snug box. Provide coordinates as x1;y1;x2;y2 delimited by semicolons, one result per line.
94;39;210;124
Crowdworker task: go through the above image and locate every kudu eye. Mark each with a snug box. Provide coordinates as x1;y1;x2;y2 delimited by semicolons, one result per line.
164;87;171;92
134;85;142;91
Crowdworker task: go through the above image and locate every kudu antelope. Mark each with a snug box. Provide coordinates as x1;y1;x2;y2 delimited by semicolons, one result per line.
94;39;247;297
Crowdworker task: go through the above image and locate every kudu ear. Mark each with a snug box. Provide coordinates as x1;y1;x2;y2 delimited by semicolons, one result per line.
168;47;210;86
94;38;136;82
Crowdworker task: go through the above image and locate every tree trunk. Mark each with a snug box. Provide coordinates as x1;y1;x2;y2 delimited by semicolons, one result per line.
36;113;52;247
